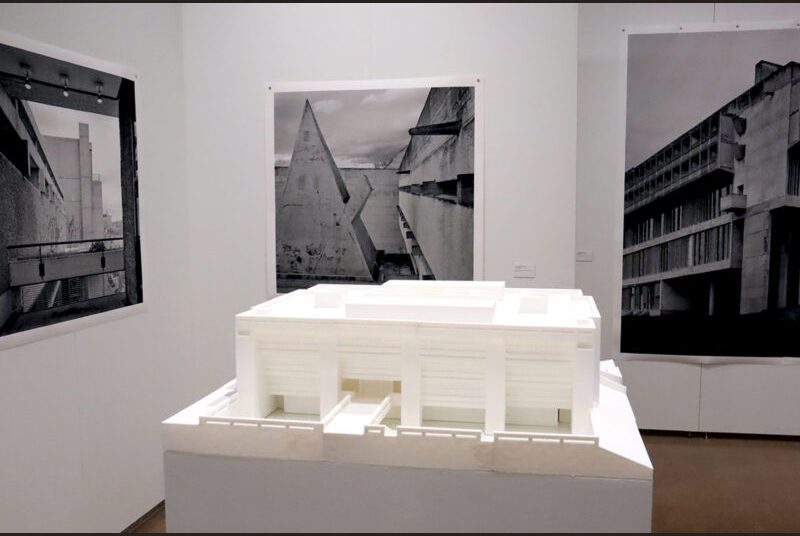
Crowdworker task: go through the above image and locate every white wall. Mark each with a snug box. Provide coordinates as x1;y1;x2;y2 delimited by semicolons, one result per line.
0;4;196;531
182;3;579;388
576;3;800;432
0;3;580;531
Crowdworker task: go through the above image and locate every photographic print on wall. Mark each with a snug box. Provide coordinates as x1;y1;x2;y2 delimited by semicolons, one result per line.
622;27;800;357
270;78;480;294
0;35;142;341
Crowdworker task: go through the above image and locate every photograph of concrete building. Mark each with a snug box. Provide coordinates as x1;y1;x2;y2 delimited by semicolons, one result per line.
273;83;475;293
0;39;142;338
622;29;800;356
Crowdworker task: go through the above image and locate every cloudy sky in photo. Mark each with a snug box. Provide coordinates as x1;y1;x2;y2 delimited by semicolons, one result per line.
274;87;430;168
28;101;123;220
626;28;800;169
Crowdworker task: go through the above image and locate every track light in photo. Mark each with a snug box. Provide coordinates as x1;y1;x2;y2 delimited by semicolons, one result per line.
21;63;31;90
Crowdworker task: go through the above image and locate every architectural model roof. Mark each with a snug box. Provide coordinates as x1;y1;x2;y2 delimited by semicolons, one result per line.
239;281;599;331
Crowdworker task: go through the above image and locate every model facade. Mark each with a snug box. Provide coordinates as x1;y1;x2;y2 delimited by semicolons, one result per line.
164;281;651;481
235;280;600;435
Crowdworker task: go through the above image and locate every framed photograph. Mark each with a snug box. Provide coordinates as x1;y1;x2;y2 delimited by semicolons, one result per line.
266;76;483;295
0;32;143;346
616;22;800;359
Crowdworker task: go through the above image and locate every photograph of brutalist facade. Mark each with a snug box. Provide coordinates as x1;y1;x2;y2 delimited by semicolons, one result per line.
0;39;142;338
273;84;475;293
622;29;800;356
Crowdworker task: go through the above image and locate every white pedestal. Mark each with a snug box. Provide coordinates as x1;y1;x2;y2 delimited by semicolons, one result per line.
164;451;652;532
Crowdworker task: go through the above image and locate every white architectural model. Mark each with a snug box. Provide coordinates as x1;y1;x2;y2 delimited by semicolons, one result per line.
236;280;600;435
163;281;652;482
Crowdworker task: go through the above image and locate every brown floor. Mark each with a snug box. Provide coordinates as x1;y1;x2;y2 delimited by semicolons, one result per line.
645;433;800;533
128;433;800;533
127;505;165;534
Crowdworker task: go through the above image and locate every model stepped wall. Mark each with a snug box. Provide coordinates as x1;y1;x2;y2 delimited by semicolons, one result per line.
276;101;377;282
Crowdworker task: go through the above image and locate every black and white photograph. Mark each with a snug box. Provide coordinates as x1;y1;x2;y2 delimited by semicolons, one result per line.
0;39;142;338
272;82;476;293
621;28;800;356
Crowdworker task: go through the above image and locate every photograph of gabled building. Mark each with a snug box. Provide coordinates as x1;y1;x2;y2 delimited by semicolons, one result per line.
622;30;800;356
273;84;475;293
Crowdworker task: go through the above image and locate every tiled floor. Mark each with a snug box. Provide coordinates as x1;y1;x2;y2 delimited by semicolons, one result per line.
130;433;800;533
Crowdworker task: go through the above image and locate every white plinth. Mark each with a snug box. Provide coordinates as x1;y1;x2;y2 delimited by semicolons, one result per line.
164;451;652;532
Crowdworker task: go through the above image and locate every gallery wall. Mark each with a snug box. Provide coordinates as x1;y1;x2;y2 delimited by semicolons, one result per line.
0;3;580;531
0;4;195;531
11;2;798;531
181;3;579;393
576;3;800;434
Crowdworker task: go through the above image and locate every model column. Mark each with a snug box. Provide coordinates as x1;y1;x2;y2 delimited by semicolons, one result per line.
571;343;595;435
319;332;340;419
400;326;421;427
484;334;506;435
235;323;269;418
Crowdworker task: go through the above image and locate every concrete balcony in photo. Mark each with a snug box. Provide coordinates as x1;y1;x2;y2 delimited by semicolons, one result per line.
721;193;747;213
624;140;735;215
9;249;124;287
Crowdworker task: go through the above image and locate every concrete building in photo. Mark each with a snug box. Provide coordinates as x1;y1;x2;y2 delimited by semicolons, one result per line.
397;87;475;281
276;101;378;287
275;161;412;275
622;60;800;318
0;83;122;333
41;122;105;241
